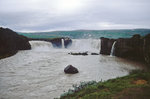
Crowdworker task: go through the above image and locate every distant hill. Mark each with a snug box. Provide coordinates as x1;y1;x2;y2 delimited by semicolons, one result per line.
18;29;150;39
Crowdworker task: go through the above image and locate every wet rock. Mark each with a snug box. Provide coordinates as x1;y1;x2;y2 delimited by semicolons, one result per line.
64;65;79;74
91;53;99;55
50;38;62;48
64;37;72;48
68;52;88;56
100;37;115;55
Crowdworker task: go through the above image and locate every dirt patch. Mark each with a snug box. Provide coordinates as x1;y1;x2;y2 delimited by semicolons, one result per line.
133;79;147;85
113;87;150;99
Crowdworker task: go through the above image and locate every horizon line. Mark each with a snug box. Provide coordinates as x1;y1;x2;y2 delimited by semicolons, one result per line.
16;28;150;33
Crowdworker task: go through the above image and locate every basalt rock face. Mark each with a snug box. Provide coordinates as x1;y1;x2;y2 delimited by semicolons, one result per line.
100;34;150;65
50;38;62;48
64;37;72;48
0;27;31;58
100;37;115;55
115;35;143;59
50;37;72;48
143;34;150;65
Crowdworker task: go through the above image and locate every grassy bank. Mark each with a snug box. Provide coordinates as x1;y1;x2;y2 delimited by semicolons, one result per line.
60;70;150;99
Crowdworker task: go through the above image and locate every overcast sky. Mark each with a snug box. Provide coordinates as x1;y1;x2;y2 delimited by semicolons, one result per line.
0;0;150;32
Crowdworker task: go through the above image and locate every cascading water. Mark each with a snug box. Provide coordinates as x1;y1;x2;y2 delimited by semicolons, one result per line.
61;39;65;49
29;39;101;53
68;39;101;53
29;41;53;51
110;41;116;56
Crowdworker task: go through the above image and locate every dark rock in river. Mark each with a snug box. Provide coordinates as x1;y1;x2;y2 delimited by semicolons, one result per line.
68;52;88;55
0;27;31;59
64;65;79;74
100;34;150;66
91;53;99;55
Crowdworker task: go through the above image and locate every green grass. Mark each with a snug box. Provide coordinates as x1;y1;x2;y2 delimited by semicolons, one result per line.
60;70;150;99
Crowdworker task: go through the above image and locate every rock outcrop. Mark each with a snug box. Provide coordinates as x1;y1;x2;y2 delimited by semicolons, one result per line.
0;27;31;59
63;37;72;48
50;38;62;48
115;34;144;60
100;34;150;66
143;34;150;65
91;53;99;55
64;65;79;74
100;37;115;55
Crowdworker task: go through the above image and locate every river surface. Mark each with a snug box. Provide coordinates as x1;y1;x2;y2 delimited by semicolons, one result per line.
0;39;144;99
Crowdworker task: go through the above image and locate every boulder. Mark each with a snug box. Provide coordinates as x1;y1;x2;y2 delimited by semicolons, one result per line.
91;53;99;55
64;65;79;74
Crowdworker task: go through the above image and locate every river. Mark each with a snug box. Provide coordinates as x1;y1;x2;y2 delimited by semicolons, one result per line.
0;39;143;99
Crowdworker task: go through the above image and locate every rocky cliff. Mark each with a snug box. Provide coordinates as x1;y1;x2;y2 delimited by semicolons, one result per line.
0;27;31;59
100;34;150;66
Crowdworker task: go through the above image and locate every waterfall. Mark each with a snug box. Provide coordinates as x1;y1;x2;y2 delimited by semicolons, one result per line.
61;39;65;48
29;39;101;52
69;39;100;52
29;41;53;51
110;41;116;56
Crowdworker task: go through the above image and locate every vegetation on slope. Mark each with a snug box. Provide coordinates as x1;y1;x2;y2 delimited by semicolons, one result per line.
60;70;150;99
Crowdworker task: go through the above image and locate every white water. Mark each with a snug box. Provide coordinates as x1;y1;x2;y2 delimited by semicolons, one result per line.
61;39;65;49
30;41;53;51
68;39;101;53
110;41;116;56
0;39;144;99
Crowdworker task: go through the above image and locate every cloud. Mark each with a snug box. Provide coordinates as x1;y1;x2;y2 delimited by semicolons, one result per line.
0;0;150;32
